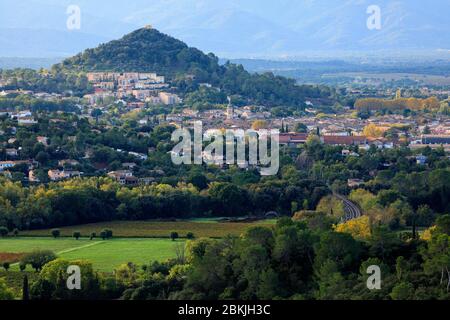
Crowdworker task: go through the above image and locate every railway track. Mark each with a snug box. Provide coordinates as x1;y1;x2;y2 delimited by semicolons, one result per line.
334;193;362;223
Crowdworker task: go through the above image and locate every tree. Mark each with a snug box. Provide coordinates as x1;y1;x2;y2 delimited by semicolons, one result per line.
91;108;103;124
30;279;55;300
35;151;50;164
100;229;113;240
314;232;362;272
22;275;29;300
363;124;385;138
19;262;27;272
0;227;8;237
251;120;268;130
390;282;415;300
315;259;348;300
186;232;195;240
188;173;208;190
436;215;450;235
73;231;81;240
421;234;450;291
335;216;371;240
170;232;179;241
51;229;60;238
39;259;101;299
294;123;308;133
22;250;57;272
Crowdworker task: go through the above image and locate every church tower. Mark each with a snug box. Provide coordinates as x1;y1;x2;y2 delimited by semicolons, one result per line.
226;96;234;120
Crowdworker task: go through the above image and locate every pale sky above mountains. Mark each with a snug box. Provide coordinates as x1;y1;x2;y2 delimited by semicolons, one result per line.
0;0;449;58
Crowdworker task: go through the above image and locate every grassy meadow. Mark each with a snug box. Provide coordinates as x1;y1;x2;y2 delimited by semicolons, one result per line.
18;219;276;238
0;219;276;272
0;237;183;272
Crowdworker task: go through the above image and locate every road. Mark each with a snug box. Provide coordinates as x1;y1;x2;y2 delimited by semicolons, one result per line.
334;193;362;223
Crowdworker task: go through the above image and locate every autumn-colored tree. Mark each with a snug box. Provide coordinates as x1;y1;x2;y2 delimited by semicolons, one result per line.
335;216;371;240
363;124;385;138
251;120;269;130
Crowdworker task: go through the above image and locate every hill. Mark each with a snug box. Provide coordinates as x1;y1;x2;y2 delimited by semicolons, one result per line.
55;27;221;77
54;27;330;107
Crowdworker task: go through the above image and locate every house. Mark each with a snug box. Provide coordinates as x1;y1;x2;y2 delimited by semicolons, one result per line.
342;149;359;157
37;136;49;146
107;170;134;185
48;170;81;181
422;135;450;145
279;133;308;147
416;155;428;165
18;117;38;125
348;179;365;188
139;177;155;185
58;159;80;167
28;170;40;182
129;152;148;161
158;92;181;105
146;96;162;105
122;162;137;169
0;160;31;171
322;136;368;146
5;148;18;157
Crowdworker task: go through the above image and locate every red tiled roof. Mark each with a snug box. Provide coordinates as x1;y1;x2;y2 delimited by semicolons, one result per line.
323;135;367;145
279;133;308;144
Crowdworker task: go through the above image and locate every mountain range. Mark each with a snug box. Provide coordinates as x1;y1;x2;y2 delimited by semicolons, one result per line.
0;0;449;58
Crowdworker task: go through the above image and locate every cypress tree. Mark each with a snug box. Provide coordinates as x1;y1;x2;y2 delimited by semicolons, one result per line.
22;275;29;300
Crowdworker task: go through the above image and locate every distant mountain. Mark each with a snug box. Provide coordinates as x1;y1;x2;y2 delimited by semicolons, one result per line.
0;28;109;58
0;0;448;58
0;57;64;69
119;0;450;57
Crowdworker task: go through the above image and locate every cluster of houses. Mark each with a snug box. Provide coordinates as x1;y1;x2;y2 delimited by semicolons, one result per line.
84;72;181;106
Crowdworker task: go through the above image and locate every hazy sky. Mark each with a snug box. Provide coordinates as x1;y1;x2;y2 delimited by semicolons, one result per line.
0;0;449;58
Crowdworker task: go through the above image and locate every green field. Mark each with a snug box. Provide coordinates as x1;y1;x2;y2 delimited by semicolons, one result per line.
0;220;276;272
0;237;182;272
19;219;276;238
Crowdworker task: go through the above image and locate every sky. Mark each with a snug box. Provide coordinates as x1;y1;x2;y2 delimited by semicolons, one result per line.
0;0;449;58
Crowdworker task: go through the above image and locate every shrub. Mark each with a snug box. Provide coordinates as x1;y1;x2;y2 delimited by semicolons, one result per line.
170;232;179;241
73;231;81;240
0;278;14;300
0;226;8;237
186;232;195;240
30;279;55;300
51;229;60;238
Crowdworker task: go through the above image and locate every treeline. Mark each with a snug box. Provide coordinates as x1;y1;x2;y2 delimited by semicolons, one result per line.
355;97;440;112
0;69;92;96
0;176;327;231
0;95;79;113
